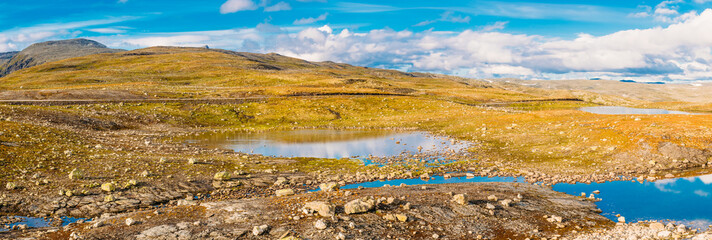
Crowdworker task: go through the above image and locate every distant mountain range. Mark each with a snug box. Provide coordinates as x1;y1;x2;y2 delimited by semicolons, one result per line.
0;38;123;77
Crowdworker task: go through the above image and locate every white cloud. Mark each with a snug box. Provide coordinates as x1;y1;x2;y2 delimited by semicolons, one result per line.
220;0;258;14
481;21;508;31
264;2;291;12
118;0;128;3
415;11;471;27
0;16;139;52
87;28;127;34
293;13;328;25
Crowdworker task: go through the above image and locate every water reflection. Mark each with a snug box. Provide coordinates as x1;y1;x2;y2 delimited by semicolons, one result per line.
579;106;699;115
553;174;712;228
0;216;84;232
186;130;469;160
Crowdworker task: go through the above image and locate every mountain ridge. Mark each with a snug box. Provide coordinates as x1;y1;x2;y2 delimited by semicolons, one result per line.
0;38;123;77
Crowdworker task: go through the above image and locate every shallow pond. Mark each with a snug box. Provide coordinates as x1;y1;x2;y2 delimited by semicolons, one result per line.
0;216;85;232
579;106;700;115
340;174;712;228
187;130;470;161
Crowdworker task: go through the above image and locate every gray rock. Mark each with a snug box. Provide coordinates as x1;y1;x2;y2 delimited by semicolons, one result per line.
304;201;335;217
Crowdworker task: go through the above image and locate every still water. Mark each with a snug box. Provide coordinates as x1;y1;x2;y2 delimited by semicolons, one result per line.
186;129;469;160
580;106;699;115
340;174;712;228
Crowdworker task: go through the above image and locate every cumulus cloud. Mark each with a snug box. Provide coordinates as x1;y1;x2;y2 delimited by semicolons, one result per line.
92;9;712;81
220;0;258;14
293;13;328;25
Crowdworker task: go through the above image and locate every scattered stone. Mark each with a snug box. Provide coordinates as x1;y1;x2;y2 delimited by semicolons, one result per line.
275;189;295;196
419;173;431;180
140;170;151;177
395;214;408;222
485;203;496;210
465;173;475;178
5;182;17;190
304;201;335;217
487;195;498;201
213;171;231;181
319;182;340;192
344;197;376;214
452;194;468;205
104;195;115;202
649;222;665;231
500;199;512;208
101;182;117;192
125;218;137;226
617;216;625;223
188;158;197;164
314;219;327;230
658;230;672;238
253;224;270;236
69;168;84;180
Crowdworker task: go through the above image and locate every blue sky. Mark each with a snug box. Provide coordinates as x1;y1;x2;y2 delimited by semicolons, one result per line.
2;0;712;82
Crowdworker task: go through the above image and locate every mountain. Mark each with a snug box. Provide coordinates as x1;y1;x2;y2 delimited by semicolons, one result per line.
0;51;18;66
0;38;123;77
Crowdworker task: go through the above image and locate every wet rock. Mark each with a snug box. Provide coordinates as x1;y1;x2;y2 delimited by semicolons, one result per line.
253;224;270;236
314;219;327;230
319;182;339;192
213;171;231;181
344;197;376;214
275;189;295;196
101;182;117;192
69;168;84;180
452;194;468;205
304;201;335;217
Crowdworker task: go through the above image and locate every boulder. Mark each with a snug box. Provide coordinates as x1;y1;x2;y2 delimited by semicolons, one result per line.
452;194;468;205
275;189;295;196
101;183;116;192
319;182;340;192
69;168;84;180
213;171;231;181
252;225;270;236
344;197;376;214
304;201;335;217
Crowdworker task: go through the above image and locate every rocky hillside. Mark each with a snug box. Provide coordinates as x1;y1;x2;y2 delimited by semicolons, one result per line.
0;51;18;66
0;39;123;77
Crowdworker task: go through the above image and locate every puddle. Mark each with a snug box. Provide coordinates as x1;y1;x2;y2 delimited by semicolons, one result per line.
337;173;712;228
0;216;85;232
579;106;700;115
186;130;470;164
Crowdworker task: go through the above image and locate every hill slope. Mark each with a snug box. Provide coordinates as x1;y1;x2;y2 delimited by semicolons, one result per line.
0;38;123;77
0;46;573;103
